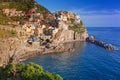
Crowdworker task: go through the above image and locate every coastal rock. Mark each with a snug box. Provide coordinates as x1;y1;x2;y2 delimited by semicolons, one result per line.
86;36;118;50
75;29;88;41
52;11;88;43
53;29;88;43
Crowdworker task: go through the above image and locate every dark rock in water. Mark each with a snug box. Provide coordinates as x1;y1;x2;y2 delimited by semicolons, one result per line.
86;36;95;42
86;36;118;51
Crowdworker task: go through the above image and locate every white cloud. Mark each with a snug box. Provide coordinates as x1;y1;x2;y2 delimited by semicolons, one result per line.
81;14;120;27
69;9;120;15
69;9;120;27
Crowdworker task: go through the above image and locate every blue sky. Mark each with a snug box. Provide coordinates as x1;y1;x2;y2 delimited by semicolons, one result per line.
35;0;120;27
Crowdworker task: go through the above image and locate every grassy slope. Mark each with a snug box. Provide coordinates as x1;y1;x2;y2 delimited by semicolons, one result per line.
0;26;17;38
0;1;50;25
0;12;13;25
69;20;86;34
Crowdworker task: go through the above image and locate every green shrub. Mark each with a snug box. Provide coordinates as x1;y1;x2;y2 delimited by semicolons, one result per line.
0;13;13;25
0;28;18;38
9;29;18;37
70;18;75;23
80;20;84;26
0;62;63;80
69;24;85;34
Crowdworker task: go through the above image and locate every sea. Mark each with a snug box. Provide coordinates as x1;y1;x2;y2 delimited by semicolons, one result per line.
24;27;120;80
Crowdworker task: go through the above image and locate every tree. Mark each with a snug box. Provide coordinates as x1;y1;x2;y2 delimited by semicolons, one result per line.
0;62;63;80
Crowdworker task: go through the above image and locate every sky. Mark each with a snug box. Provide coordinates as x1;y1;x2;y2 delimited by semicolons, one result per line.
35;0;120;27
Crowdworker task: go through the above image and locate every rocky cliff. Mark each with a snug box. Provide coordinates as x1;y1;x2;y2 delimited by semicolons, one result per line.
52;11;88;43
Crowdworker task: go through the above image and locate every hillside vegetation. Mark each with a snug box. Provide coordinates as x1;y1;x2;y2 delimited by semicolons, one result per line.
0;12;13;24
0;0;49;12
0;62;63;80
0;0;50;25
68;20;85;34
0;28;17;38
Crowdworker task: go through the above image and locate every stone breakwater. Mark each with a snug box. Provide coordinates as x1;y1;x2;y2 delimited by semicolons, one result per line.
86;36;118;50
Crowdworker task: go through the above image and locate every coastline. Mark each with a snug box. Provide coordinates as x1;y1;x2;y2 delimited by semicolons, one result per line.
12;39;86;64
0;24;88;66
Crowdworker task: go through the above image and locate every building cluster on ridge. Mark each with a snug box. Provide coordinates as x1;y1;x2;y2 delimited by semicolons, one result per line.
2;8;24;17
1;8;85;47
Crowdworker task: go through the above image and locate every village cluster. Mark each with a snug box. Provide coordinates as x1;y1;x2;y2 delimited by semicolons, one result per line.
2;8;82;47
2;8;24;17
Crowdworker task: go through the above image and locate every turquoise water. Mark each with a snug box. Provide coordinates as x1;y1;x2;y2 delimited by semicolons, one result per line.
24;27;120;80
